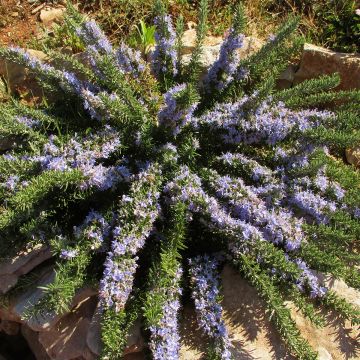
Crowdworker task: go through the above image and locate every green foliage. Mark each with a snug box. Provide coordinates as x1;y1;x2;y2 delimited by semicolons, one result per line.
129;20;156;55
101;302;140;360
259;0;360;52
185;0;209;82
311;0;360;52
0;3;359;360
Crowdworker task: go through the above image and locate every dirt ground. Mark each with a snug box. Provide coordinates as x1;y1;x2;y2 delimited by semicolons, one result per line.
0;0;40;47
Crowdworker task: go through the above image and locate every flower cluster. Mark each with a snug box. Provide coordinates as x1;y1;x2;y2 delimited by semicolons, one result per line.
116;42;146;77
76;20;113;54
99;165;161;311
3;175;20;192
294;259;328;298
219;152;274;183
189;255;231;359
211;172;304;252
164;167;263;246
291;189;337;224
74;210;111;250
198;98;334;145
158;84;197;135
14;115;41;129
151;14;178;78
204;28;245;91
1;6;358;360
149;267;183;360
29;127;129;191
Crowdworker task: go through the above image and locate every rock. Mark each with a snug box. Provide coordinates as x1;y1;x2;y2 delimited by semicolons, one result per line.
21;325;50;360
294;43;360;90
345;147;360;167
31;3;45;15
86;302;102;356
0;319;20;335
323;275;360;307
11;12;19;17
181;28;262;57
186;21;196;30
181;44;221;70
0;76;9;101
123;319;145;355
0;49;49;102
11;267;56;328
237;36;264;60
181;29;223;55
0;244;52;294
180;265;294;359
123;353;146;360
0;260;97;333
277;64;297;90
39;8;66;26
181;33;263;75
318;346;333;360
38;296;98;360
180;265;359;360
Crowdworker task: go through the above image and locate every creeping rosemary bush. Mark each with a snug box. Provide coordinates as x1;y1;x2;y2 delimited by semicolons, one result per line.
0;1;359;359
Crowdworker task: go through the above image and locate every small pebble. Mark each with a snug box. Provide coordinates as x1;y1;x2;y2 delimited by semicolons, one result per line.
31;3;45;14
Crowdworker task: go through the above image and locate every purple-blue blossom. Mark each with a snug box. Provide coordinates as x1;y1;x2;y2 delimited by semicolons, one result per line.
14;116;40;129
3;175;19;191
116;42;146;77
211;172;304;251
149;267;182;360
74;210;111;251
294;259;328;298
204;28;245;91
291;189;337;224
158;84;198;136
29;129;128;191
60;249;79;260
151;14;178;78
99;165;161;311
189;255;231;359
197;98;334;145
76;20;113;54
354;208;360;219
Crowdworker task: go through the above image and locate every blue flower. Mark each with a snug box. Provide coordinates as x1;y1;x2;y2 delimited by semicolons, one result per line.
189;255;231;359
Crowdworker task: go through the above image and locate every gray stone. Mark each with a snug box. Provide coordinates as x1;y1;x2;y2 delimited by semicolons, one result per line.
0;319;19;335
181;28;223;55
38;296;98;360
318;346;333;360
12;268;56;330
39;8;66;26
0;49;49;102
181;33;263;74
322;274;360;307
0;244;52;294
86;302;102;356
346;147;360;168
294;43;360;91
21;324;51;360
180;264;360;360
0;76;9;101
277;64;297;90
31;3;45;15
0;137;16;151
124;319;145;355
